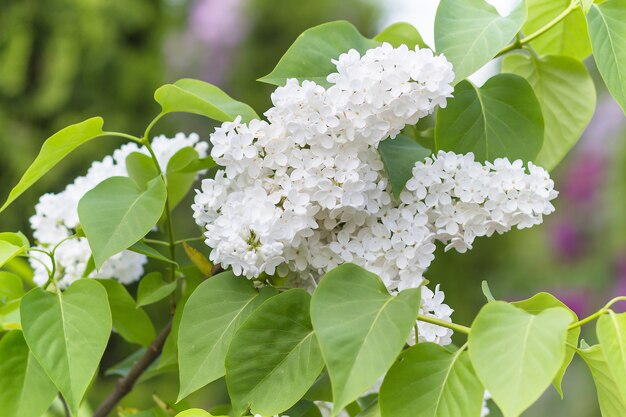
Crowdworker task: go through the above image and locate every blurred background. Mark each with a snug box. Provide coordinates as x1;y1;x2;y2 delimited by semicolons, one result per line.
0;0;625;416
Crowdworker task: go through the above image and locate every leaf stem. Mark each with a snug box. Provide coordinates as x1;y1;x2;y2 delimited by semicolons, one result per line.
417;314;471;335
101;131;143;144
568;296;626;330
142;238;170;247
496;0;578;57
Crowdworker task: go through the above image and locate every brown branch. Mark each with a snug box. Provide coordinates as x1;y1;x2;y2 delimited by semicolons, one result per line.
93;319;173;417
211;263;223;276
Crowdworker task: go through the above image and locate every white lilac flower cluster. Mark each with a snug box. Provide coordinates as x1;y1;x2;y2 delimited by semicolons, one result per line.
192;43;557;345
29;133;208;288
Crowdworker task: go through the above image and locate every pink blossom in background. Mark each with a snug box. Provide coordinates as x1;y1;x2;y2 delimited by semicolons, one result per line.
550;220;583;261
190;0;247;46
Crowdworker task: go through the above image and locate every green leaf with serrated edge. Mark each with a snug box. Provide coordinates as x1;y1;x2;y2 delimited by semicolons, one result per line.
136;272;176;307
523;0;591;60
468;302;572;417
226;289;324;416
311;263;421;416
435;74;544;163
588;0;626;114
596;311;626;401
126;152;159;186
380;343;483;417
503;53;595;171
129;241;178;266
0;117;104;212
579;344;626;417
434;0;526;83
166;147;200;210
259;21;379;88
20;279;112;415
378;135;431;200
373;22;427;49
511;292;579;397
0;271;23;304
0;330;57;417
78;175;167;269
155;79;259;123
177;274;277;398
97;279;155;347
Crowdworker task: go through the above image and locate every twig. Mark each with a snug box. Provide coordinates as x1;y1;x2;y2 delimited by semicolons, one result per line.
92;319;173;417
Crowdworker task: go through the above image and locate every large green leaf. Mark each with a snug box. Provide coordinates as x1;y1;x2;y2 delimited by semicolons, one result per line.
596;311;626;401
373;22;427;49
523;0;591;60
587;0;626;114
0;330;57;417
155;79;259;123
136;272;177;307
503;54;595;171
378;135;431;200
178;272;276;400
579;344;626;417
0;241;24;269
0;117;104;212
258;21;379;88
310;263;422;415
434;0;526;83
226;289;324;416
435;74;544;162
20;279;112;415
78;176;167;269
97;279;156;347
511;292;580;397
380;343;483;417
468;302;572;417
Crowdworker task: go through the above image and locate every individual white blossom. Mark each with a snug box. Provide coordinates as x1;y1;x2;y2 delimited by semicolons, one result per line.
30;133;208;288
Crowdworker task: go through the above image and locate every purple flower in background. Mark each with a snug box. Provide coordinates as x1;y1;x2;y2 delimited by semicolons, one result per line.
190;0;246;46
550;220;582;261
560;153;605;204
613;256;626;312
553;289;591;318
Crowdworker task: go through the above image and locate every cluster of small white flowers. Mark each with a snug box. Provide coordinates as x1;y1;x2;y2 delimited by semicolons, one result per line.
193;44;557;344
30;133;208;288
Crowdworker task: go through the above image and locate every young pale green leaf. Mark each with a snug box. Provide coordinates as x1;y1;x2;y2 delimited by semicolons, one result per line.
511;292;580;397
0;117;104;212
182;242;213;277
579;344;626;417
596;311;626;401
378;135;431;200
259;21;379;88
20;279;112;415
175;410;225;417
523;0;592;60
468;302;572;417
0;241;24;269
97;279;156;346
78;176;167;269
0;231;30;249
0;271;24;303
226;289;323;416
155;79;259;123
178;272;276;399
503;53;595;171
311;263;422;415
434;0;526;83
129;241;178;266
373;22;427;49
435;74;544;163
0;330;57;417
166;147;201;210
126;152;159;186
587;0;626;114
0;299;21;330
137;272;177;307
380;343;484;417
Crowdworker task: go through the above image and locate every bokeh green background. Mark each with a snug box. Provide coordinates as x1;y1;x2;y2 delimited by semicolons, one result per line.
1;0;625;415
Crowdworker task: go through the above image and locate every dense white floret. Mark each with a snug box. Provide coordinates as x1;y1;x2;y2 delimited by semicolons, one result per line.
30;133;208;288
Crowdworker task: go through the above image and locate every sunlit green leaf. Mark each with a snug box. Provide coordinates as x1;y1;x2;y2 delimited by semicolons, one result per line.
226;289;324;416
596;311;626;401
259;21;379;87
0;330;57;417
0;271;24;304
0;117;104;212
20;279;112;415
579;344;626;417
435;74;544;162
78;176;167;269
434;0;526;83
126;152;158;186
373;22;427;49
311;263;421;415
